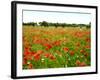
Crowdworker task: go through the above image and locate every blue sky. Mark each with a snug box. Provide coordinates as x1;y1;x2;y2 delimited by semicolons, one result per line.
23;10;91;24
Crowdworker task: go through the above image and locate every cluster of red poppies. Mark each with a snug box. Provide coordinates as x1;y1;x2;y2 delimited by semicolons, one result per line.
22;26;91;69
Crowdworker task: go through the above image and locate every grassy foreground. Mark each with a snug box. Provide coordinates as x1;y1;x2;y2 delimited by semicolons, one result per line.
22;26;91;69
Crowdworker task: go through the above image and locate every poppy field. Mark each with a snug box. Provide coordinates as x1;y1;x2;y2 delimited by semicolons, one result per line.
23;26;91;69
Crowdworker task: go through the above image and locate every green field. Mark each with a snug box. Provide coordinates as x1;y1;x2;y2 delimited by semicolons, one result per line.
22;26;91;69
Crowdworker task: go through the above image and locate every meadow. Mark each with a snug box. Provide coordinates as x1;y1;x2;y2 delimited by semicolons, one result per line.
22;26;91;69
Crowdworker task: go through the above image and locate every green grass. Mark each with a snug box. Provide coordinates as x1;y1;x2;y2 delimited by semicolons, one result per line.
23;26;91;69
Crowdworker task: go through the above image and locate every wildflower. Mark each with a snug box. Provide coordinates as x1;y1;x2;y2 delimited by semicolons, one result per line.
44;43;52;50
79;62;86;67
69;50;74;56
33;53;41;61
44;53;56;60
53;40;61;46
80;49;85;54
76;60;81;66
76;42;80;47
84;53;89;57
36;50;44;55
85;38;91;42
28;64;33;69
85;45;91;49
49;55;56;60
63;47;69;52
44;53;50;58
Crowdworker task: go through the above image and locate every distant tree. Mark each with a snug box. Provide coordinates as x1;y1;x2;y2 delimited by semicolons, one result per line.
62;23;67;27
39;21;48;27
23;22;37;26
53;23;59;27
31;22;37;26
78;24;85;28
86;22;91;28
23;21;91;28
71;24;77;27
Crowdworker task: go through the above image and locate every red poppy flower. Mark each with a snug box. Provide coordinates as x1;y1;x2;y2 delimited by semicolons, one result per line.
44;53;56;60
33;52;41;61
34;39;43;44
23;58;27;65
53;40;61;46
63;47;69;52
74;32;83;37
79;62;86;67
85;45;91;49
76;42;80;47
44;38;49;41
69;50;74;56
84;53;89;57
31;51;35;55
80;49;85;54
24;51;29;56
44;43;52;50
36;50;44;55
49;55;56;60
76;60;81;66
28;64;33;69
44;53;50;58
24;55;33;61
85;38;91;42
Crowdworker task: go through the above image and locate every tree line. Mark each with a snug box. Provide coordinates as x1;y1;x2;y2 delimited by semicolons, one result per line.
23;21;91;28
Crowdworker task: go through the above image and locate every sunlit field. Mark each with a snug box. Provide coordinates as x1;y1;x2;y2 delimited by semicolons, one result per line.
22;26;91;69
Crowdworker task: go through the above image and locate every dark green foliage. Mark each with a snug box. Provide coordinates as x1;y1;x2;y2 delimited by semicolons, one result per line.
23;21;91;28
39;21;49;27
86;22;91;28
23;22;37;26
